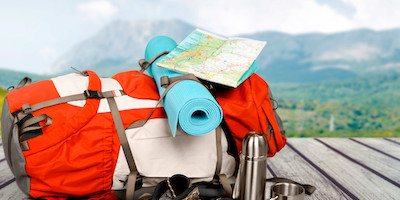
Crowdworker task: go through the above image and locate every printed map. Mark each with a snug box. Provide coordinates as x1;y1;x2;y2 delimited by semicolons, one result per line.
157;29;266;87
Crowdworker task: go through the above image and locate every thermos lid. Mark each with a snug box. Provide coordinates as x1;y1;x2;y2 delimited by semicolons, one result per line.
242;131;268;158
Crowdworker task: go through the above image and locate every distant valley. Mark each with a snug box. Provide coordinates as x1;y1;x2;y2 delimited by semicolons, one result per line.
1;19;400;137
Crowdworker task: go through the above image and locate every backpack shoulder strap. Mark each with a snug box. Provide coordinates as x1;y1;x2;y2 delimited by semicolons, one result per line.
107;96;138;200
213;126;233;197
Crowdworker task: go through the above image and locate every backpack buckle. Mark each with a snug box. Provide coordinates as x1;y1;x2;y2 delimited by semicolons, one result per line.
84;90;102;99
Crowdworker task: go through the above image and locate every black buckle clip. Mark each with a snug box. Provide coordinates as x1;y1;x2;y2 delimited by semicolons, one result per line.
84;90;102;99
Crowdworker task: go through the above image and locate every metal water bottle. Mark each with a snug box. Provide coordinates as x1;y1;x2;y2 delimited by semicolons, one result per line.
233;131;268;200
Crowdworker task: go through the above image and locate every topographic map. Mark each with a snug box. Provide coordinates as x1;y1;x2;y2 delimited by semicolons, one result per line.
157;29;266;87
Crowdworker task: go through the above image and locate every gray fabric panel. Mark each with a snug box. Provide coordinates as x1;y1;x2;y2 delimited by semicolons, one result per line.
1;98;31;195
1;98;14;170
274;110;285;136
11;123;30;195
267;86;286;135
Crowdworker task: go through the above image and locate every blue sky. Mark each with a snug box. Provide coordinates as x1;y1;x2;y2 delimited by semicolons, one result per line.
1;0;400;74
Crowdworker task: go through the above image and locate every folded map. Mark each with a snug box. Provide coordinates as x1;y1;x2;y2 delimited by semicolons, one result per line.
156;29;266;87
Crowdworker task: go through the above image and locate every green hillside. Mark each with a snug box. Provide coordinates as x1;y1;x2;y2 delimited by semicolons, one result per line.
0;68;49;88
271;72;400;108
277;100;400;137
271;72;400;137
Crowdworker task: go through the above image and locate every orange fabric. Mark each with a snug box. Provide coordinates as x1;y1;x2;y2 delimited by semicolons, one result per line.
7;70;165;199
112;70;160;100
215;73;286;157
114;70;167;127
7;80;60;113
24;70;102;156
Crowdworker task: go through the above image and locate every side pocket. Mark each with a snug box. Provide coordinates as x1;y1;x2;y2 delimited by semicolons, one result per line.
1;98;30;195
261;99;287;157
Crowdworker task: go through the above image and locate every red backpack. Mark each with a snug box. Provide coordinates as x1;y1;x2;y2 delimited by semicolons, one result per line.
1;70;237;199
214;73;286;157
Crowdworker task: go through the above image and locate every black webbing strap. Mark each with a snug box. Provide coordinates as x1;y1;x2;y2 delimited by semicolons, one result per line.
19;114;52;151
138;51;170;72
19;114;52;134
20;142;29;151
266;177;316;195
107;97;138;200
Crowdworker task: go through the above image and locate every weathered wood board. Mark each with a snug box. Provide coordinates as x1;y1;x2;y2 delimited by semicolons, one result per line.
289;138;400;200
353;138;400;159
0;156;26;199
267;143;351;199
0;138;399;199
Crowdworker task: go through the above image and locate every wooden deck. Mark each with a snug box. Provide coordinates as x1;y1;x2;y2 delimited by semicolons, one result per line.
1;138;399;199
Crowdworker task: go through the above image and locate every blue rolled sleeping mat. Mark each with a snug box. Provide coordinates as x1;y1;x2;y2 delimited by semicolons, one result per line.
144;36;223;136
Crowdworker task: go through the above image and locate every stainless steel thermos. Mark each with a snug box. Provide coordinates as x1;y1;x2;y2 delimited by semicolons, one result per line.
233;131;268;200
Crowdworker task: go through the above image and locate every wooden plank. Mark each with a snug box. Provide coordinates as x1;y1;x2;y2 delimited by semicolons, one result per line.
357;138;400;158
0;144;5;160
0;158;26;199
384;138;400;146
289;138;400;199
320;138;400;185
0;160;16;189
267;141;351;200
0;181;26;200
0;143;25;198
348;138;400;162
388;138;400;142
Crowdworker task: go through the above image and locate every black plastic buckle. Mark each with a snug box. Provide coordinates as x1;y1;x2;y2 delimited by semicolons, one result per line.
84;90;102;99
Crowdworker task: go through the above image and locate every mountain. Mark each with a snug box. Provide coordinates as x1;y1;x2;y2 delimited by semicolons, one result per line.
244;29;400;83
0;68;50;88
50;19;195;76
48;19;400;83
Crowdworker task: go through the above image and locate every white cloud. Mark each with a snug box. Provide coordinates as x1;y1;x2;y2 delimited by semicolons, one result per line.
161;0;355;35
367;62;400;72
344;0;400;31
146;0;399;35
39;46;58;62
77;0;118;20
311;64;351;71
318;43;381;61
